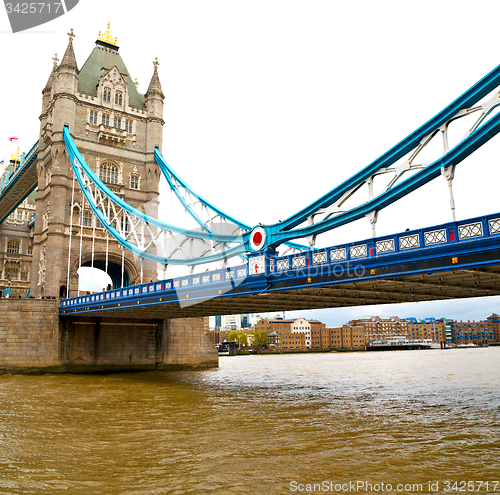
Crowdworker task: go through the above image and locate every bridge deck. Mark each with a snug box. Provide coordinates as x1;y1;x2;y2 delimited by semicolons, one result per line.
0;141;38;223
61;212;500;319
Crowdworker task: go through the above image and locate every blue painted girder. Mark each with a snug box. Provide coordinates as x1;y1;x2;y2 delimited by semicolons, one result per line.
154;147;307;252
259;63;500;250
264;110;500;249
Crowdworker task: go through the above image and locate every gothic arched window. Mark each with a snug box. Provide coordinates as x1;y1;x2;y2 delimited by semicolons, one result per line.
99;162;119;185
115;91;122;105
103;88;111;102
7;239;20;254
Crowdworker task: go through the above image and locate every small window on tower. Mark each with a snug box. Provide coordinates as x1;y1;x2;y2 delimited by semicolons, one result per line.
7;240;20;254
82;210;92;227
125;120;133;133
5;267;18;281
99;162;119;185
115;91;123;105
103;88;111;102
114;117;121;129
130;175;139;190
89;111;98;125
102;114;110;126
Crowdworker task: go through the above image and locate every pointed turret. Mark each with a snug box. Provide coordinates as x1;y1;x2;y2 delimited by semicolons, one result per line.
59;28;78;71
40;53;59;124
145;58;164;100
52;29;79;133
43;54;59;94
145;58;165;153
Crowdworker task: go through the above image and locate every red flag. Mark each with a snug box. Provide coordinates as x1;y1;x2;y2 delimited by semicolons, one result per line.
8;137;18;142
0;160;4;164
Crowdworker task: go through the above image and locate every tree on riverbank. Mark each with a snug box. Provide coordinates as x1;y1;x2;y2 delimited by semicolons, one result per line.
229;330;248;348
251;330;269;348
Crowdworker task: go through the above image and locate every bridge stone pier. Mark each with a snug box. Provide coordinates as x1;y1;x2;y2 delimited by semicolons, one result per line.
0;298;217;373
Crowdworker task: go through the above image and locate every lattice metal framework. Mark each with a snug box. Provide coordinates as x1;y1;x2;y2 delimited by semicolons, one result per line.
65;128;245;266
250;63;500;251
65;128;305;267
64;62;500;265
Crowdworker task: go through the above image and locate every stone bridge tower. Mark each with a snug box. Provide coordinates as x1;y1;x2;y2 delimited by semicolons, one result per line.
31;25;164;298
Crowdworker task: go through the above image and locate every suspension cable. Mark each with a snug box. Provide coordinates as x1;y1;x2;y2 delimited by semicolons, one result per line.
121;246;124;288
66;171;76;297
78;194;85;296
91;209;96;292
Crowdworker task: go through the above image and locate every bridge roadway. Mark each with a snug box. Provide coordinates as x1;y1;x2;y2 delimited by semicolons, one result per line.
60;212;500;319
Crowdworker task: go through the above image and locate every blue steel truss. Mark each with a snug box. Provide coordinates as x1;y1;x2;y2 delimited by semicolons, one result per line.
65;127;307;268
8;61;500;267
250;63;500;251
154;148;307;256
65;127;246;266
60;209;500;314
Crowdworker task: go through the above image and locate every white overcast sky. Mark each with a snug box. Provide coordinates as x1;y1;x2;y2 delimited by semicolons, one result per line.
1;1;500;325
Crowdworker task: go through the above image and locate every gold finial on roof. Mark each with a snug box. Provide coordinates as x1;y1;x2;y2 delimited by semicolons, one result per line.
52;53;59;67
153;57;159;69
68;28;75;41
98;22;118;46
11;149;21;162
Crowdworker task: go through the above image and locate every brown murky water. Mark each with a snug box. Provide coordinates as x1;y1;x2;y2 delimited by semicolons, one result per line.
0;348;499;494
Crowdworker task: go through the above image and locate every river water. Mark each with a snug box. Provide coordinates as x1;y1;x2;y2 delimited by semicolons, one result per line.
0;348;499;494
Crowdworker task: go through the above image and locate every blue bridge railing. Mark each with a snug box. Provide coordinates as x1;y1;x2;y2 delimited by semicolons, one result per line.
61;210;500;312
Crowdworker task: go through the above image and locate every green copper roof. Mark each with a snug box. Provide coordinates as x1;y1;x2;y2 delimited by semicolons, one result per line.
78;42;145;108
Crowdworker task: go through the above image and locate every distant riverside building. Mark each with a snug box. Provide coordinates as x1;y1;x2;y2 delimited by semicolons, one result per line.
254;316;325;349
311;326;365;350
214;315;222;330
213;314;253;331
224;314;240;331
240;314;251;329
406;317;445;343
486;314;500;342
279;332;306;350
452;320;494;344
348;316;409;344
205;330;229;345
438;318;454;344
254;317;364;351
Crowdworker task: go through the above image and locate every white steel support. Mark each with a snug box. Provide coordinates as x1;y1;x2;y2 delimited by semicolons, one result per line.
78;194;85;296
121;246;124;288
66;172;76;296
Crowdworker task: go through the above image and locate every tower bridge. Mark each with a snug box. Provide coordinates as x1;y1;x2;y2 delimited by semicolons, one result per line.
3;25;500;372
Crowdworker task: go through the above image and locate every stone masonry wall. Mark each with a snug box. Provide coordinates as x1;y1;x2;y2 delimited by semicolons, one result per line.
0;299;61;371
161;317;217;370
0;300;217;373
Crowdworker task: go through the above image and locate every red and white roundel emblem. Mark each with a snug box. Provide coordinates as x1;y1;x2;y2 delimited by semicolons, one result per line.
250;226;266;251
